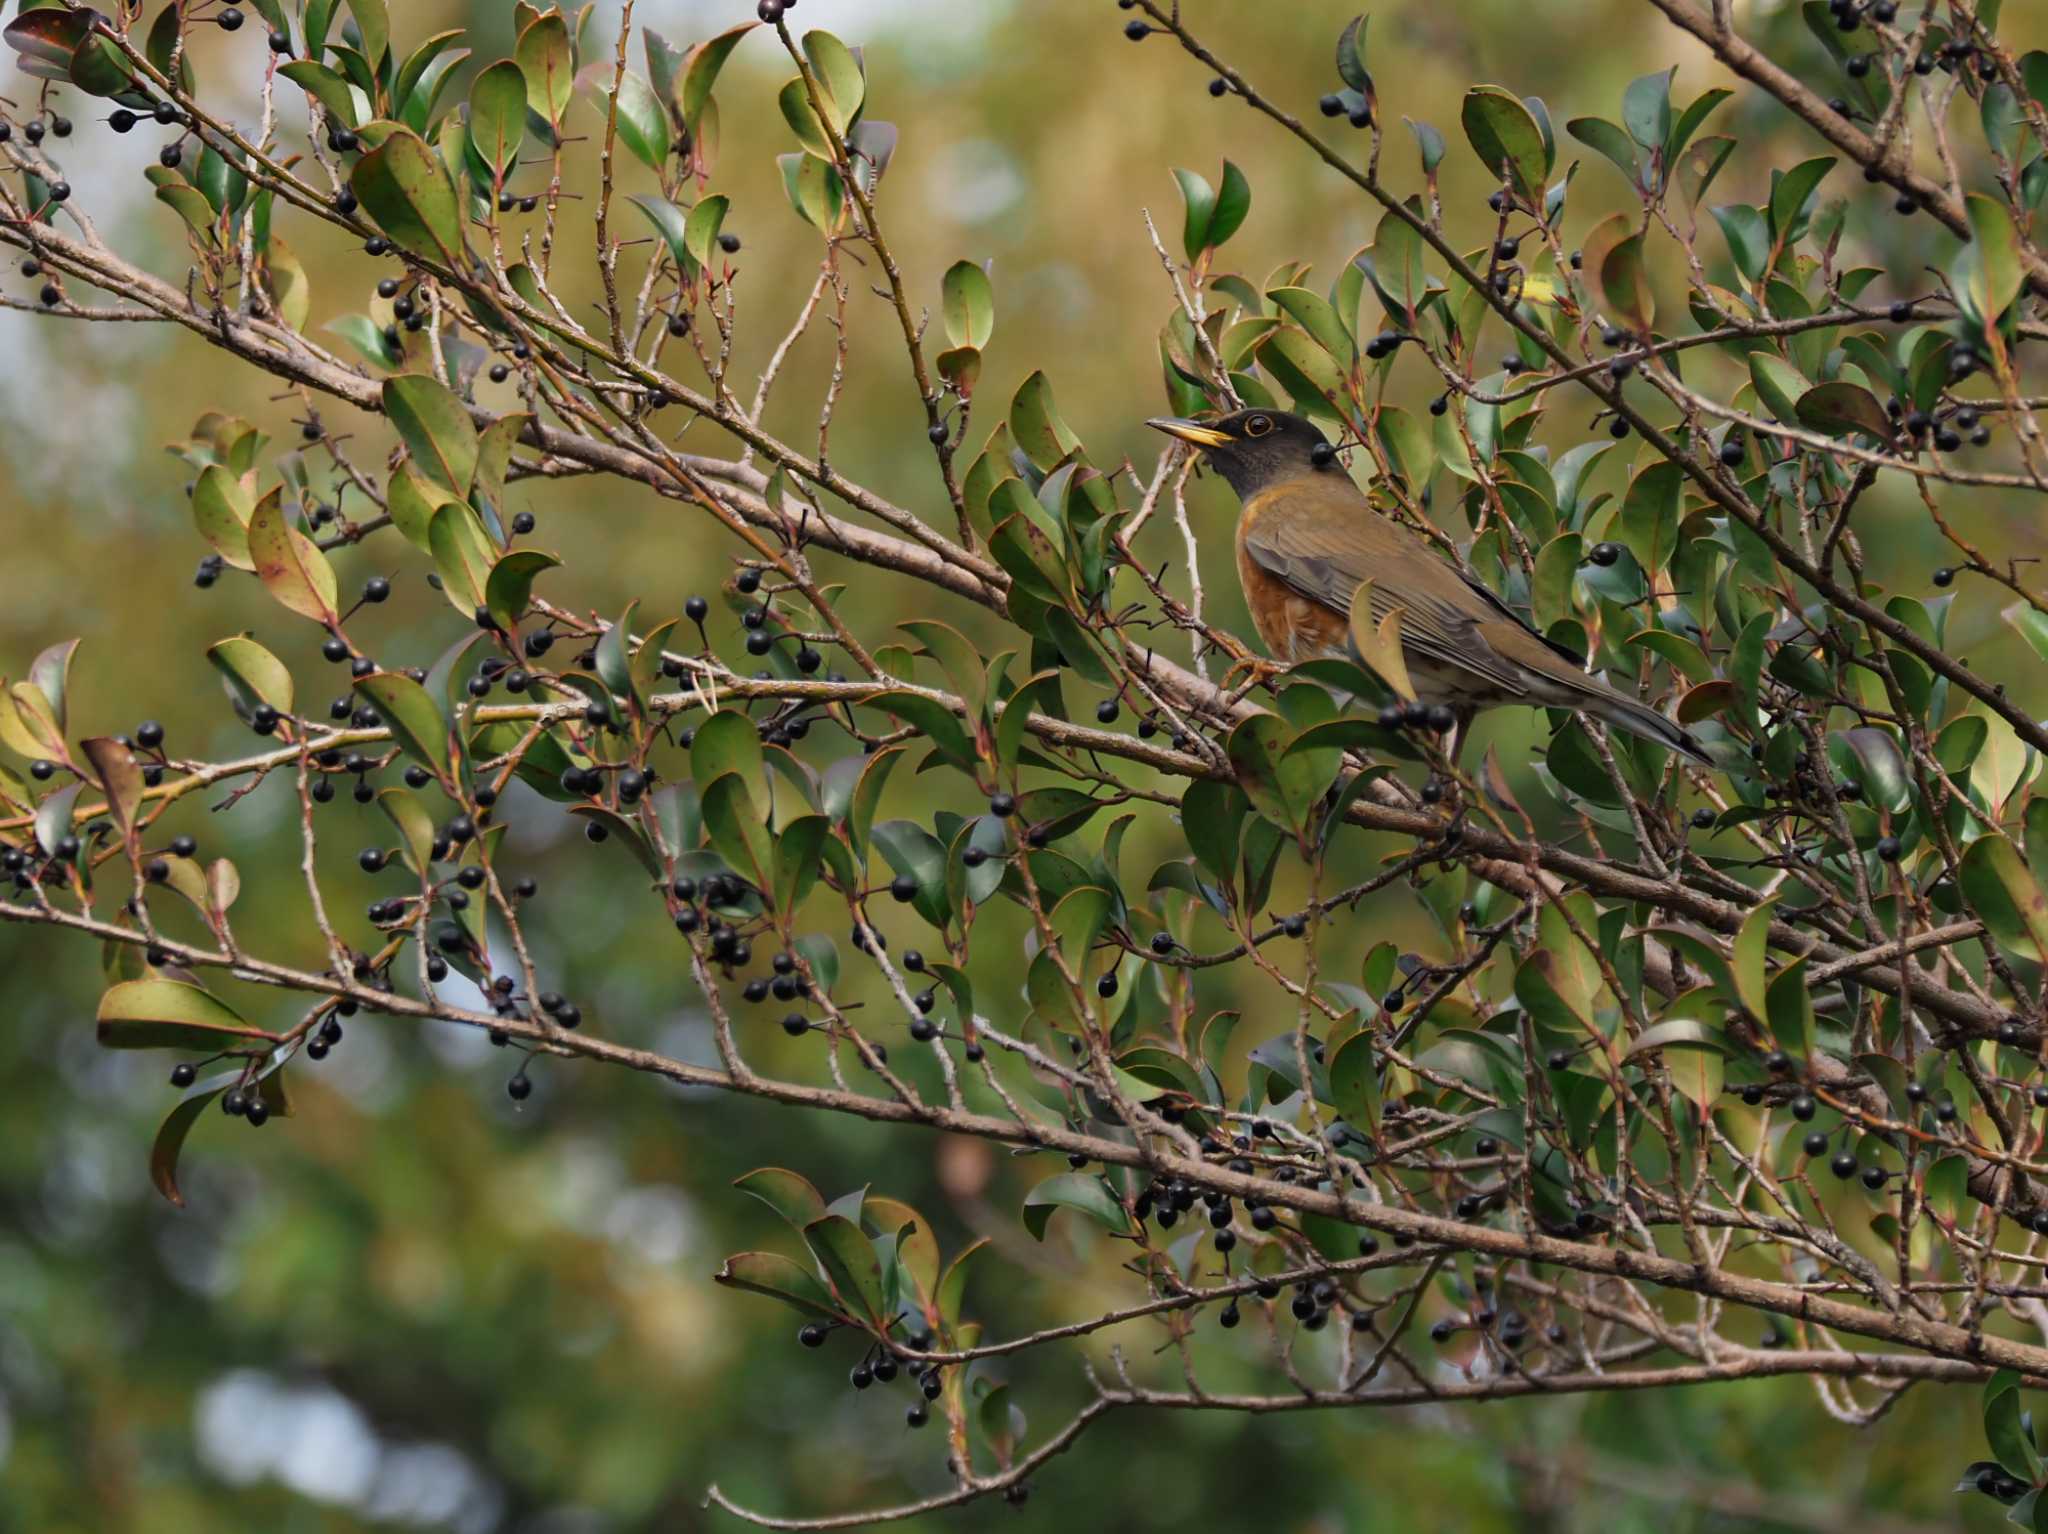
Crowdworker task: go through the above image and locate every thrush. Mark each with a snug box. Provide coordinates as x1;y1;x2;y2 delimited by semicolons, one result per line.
1147;408;1710;766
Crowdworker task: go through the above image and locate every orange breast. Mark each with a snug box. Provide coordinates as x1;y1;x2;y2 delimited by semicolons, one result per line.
1235;515;1349;663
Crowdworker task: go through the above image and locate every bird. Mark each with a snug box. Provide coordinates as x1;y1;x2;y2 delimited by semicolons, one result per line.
1146;408;1710;766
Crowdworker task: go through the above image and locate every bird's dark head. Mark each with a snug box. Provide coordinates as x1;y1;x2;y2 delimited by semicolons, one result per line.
1146;409;1334;499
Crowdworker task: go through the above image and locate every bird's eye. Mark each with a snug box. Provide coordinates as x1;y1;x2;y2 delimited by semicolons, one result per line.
1244;414;1273;437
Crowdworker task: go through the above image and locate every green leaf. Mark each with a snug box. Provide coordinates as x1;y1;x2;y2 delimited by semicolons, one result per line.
1009;371;1082;472
1622;67;1674;152
1326;1031;1380;1135
427;504;493;616
150;172;220;244
831;743;903;857
1624;1017;1726;1109
1461;86;1548;203
568;806;663;881
1965;192;2025;328
484;550;557;632
191;465;256;571
1172;167;1216;262
394;30;465;118
778;74;834;158
1371;206;1429;317
1731;896;1777;1022
692;709;765;790
682;22;756;138
304;0;335;62
714;1251;842;1320
1795;380;1891;440
735;1166;828;1230
1567;116;1642;187
803;1214;887;1325
592;601;640;714
1022;1173;1129;1241
207;636;293;720
685;194;730;271
384;374;480;495
1766;959;1814;1059
607;70;671;173
265;237;311;332
194;143;249;218
4;8;93;81
354;672;453;785
82;736;142;843
1748;353;1810;425
28;639;77;735
1209;160;1251;249
942;259;994;351
935;1236;988;1333
376;787;437;874
346;0;388;67
1268;286;1355;364
1617;461;1682;578
1375;407;1434;488
1336;14;1371;93
2005;602;2048;667
1599;233;1654;332
801;30;864;135
326;313;401;370
1960;836;2048;962
900;620;989;727
1767;156;1835;245
150;1085;227;1209
467;59;528;179
1258;326;1348;417
778;151;843;231
1986;1370;2041;1481
701;774;776;896
351;127;463;265
872;819;948;927
1712;203;1769;284
774;815;830;915
515;11;574;125
246;488;339;626
34;779;80;860
1665;87;1732;168
1836;726;1910;812
1408;118;1447;175
1226;715;1331;836
97;980;275;1052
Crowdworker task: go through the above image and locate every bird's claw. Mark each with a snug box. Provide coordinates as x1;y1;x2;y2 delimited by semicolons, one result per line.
1221;655;1287;694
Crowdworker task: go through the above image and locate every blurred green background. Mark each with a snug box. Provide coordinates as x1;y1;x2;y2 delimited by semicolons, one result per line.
4;0;2045;1529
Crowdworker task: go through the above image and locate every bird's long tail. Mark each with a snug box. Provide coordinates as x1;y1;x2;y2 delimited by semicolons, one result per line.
1584;686;1713;766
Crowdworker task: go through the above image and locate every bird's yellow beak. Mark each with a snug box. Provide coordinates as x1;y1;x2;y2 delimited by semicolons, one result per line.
1146;416;1233;450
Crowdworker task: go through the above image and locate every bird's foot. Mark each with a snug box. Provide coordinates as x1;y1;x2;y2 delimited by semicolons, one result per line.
1220;655;1288;695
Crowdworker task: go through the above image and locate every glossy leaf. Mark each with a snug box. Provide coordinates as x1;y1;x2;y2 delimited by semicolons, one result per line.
351;128;463;265
484;550;558;632
468;60;528;179
607;70;671;173
1461;86;1548;203
515;11;574;125
942;260;994;351
803;1214;887;1325
714;1252;841;1320
247;488;340;626
385;374;480;496
355;672;452;784
1022;1172;1129;1241
207;636;293;720
97;980;275;1052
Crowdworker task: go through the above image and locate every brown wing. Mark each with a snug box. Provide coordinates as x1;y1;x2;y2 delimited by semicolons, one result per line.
1239;486;1576;697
